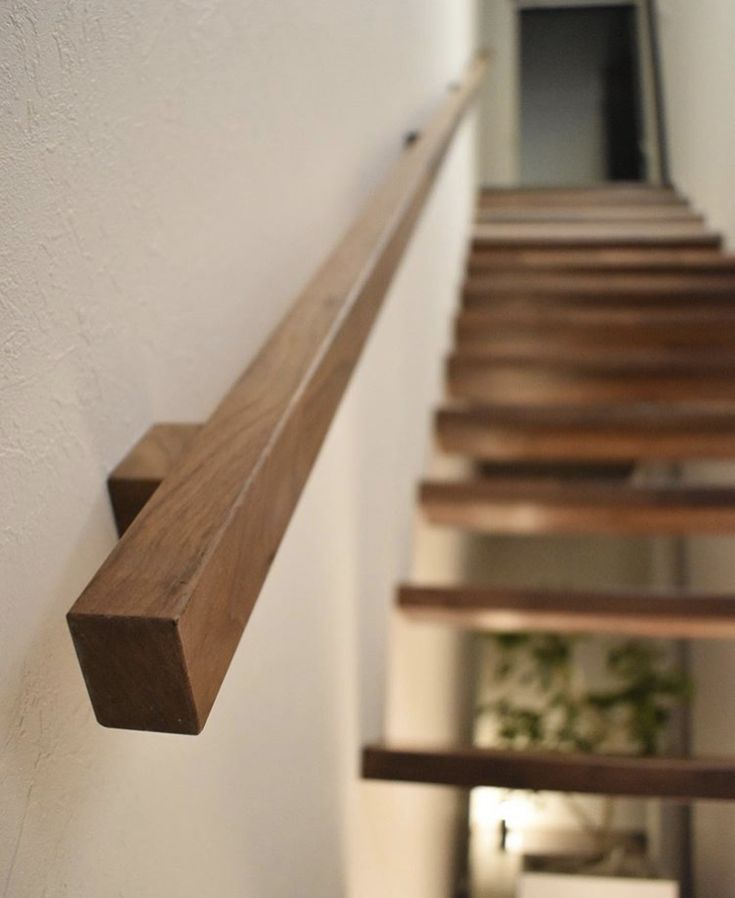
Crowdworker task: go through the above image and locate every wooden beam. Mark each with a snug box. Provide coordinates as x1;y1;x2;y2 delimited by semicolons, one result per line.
66;54;489;735
398;584;735;639
436;404;735;463
420;478;735;535
362;745;735;801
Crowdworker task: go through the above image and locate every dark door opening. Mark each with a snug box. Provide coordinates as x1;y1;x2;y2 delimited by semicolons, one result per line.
520;4;643;185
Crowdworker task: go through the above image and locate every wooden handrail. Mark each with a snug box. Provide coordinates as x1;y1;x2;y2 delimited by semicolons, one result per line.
67;54;488;735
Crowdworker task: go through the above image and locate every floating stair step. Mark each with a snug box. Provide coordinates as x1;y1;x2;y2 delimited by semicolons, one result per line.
362;745;735;801
476;206;702;223
474;220;713;239
447;356;735;406
436;404;735;463
419;478;735;535
398;584;735;639
462;293;735;315
478;186;682;206
451;350;735;373
448;344;735;368
455;308;735;350
467;248;732;272
472;225;721;251
463;273;735;301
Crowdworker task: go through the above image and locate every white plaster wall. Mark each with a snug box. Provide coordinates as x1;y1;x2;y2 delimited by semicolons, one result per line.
656;2;735;894
0;3;478;896
657;0;735;241
478;0;520;186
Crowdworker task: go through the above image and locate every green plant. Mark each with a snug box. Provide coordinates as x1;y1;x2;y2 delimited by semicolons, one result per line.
476;632;692;874
478;633;691;757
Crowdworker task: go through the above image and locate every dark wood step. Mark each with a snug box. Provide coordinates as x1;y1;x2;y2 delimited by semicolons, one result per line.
447;356;735;406
455;308;735;350
462;292;735;314
448;344;735;368
467;248;732;273
451;350;735;373
472;222;720;252
463;273;735;301
478;186;683;206
362;745;735;801
476;207;702;224
420;478;735;535
436;404;735;463
398;584;735;639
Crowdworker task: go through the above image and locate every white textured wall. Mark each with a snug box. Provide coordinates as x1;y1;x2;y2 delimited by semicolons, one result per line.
657;2;735;895
658;0;735;242
0;3;478;896
478;0;520;185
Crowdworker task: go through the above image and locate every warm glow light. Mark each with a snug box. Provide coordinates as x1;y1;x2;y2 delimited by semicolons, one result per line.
470;787;505;827
471;788;536;829
504;830;524;853
470;788;537;854
499;795;535;831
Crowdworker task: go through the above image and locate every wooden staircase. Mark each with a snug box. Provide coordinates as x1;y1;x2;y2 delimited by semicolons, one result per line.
362;184;735;803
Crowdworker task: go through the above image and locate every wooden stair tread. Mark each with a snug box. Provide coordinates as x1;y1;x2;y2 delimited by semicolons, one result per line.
455;309;735;350
436;403;735;462
456;305;735;327
447;357;735;406
420;478;735;535
478;186;682;206
476;207;701;223
474;220;713;239
362;745;735;800
448;344;735;367
455;331;735;354
472;232;721;251
398;584;735;638
463;273;735;298
468;248;732;272
449;352;735;374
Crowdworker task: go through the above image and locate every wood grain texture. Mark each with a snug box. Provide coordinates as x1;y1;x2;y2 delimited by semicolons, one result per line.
455;308;735;350
447;356;735;406
436;404;735;462
463;273;735;303
362;745;735;800
467;248;733;273
67;55;489;734
108;424;200;536
477;206;702;223
472;227;721;251
449;344;735;368
398;584;735;639
478;186;682;206
420;478;735;535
